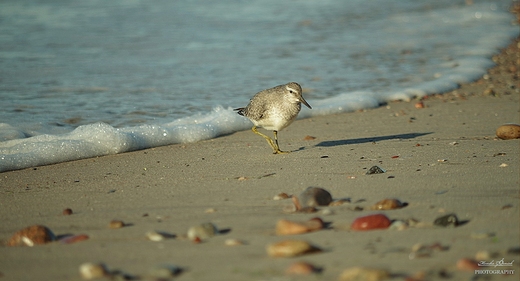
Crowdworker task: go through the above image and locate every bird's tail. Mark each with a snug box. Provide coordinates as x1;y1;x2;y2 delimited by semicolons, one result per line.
234;107;245;116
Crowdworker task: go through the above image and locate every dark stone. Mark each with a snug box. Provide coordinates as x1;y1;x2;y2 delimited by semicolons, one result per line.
366;166;386;175
434;213;459;227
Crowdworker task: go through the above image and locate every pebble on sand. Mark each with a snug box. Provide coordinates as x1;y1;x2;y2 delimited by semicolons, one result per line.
276;218;324;235
297;187;333;208
370;199;405;210
6;225;56;246
366;166;386;175
415;101;425;109
329;199;350;206
62;208;73;215
338;267;389;281
266;240;322;257
224;238;245;246
496;124;520;139
433;213;459;227
389;220;408;231
285;261;321;275
60;234;89;244
146;231;167;242
273;192;290;200
351;214;391;231
108;220;126;229
187;222;218;241
456;258;479;271
79;263;109;280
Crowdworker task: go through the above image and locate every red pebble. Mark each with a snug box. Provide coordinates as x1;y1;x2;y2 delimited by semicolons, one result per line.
60;234;89;244
351;214;391;231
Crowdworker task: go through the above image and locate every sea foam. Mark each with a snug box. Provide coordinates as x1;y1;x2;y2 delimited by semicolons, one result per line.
0;107;251;172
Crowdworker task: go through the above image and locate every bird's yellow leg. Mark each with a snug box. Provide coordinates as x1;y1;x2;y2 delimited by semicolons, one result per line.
273;130;289;154
251;126;287;154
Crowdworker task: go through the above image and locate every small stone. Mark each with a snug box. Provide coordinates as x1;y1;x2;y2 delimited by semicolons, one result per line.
370;199;405;210
7;225;56;246
79;263;108;280
266;240;321;257
351;214;391;231
204;208;217;213
415;101;425;109
146;231;166;242
338;267;389;281
303;135;316;140
62;208;73;215
433;213;459;227
60;234;89;244
496;124;520;139
456;258;479;271
108;220;125;229
298;187;333;208
483;88;496;96
285;261;320;275
224;238;245;246
187;222;218;241
329;199;350;206
276;217;324;235
148;265;182;279
273;193;290;200
499;163;508;167
366;166;386;175
389;220;408;231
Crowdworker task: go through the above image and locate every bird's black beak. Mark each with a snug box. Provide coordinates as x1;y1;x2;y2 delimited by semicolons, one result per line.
300;97;312;109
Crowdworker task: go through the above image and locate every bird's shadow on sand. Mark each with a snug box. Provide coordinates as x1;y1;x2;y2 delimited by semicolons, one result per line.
314;132;433;148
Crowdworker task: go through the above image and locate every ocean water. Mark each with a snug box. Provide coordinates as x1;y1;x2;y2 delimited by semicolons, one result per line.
0;0;518;172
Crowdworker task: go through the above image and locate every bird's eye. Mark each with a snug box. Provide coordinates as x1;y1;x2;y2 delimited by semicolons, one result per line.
289;90;294;94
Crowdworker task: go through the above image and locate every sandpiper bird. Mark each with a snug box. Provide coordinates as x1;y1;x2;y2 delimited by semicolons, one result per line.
235;82;312;154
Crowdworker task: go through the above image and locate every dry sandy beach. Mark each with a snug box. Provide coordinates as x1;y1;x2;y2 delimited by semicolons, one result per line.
1;24;519;281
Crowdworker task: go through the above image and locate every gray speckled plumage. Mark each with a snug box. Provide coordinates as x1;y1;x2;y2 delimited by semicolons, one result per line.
235;82;311;154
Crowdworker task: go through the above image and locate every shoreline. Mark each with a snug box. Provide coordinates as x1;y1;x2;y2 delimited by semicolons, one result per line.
0;22;519;281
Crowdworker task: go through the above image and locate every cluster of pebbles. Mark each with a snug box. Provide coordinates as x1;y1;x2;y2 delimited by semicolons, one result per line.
5;185;517;280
